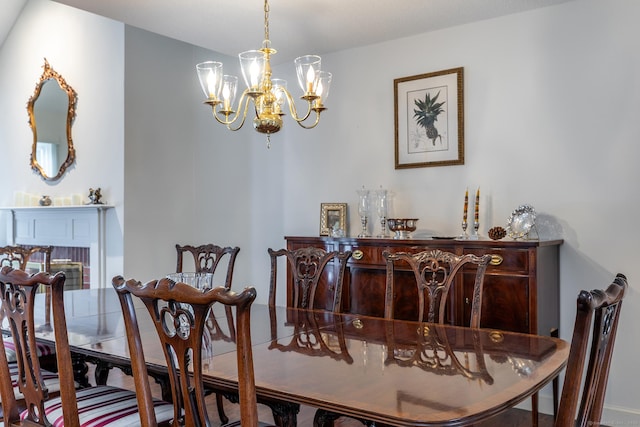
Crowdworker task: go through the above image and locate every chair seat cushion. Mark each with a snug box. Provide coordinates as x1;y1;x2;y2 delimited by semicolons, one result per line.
8;361;61;399
21;385;174;427
4;335;55;362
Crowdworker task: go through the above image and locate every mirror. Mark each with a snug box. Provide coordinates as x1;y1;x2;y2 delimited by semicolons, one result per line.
27;59;77;181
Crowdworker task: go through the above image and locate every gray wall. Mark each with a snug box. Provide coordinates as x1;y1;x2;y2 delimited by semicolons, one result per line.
1;0;639;421
122;26;255;286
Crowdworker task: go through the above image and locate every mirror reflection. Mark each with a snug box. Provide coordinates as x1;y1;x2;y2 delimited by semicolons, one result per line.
28;59;77;181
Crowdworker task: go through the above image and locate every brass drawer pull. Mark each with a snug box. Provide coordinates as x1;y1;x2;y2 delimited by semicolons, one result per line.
352;250;364;260
490;254;503;266
489;330;504;343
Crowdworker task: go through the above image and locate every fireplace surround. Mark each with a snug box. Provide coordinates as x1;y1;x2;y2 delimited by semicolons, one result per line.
4;205;112;288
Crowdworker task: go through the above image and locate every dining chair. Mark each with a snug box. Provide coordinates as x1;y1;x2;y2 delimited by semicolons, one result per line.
269;246;353;426
0;245;52;270
383;249;492;326
315;249;492;427
112;275;271;427
0;245;53;310
0;246;55;371
176;242;240;423
0;266;174;426
268;246;353;311
176;243;240;289
554;273;627;427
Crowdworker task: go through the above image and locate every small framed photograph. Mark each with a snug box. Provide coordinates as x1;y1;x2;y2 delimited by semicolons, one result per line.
320;203;347;236
394;67;464;169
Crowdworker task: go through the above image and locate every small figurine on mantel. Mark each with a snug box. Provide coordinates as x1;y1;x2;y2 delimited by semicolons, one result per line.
87;188;103;205
39;195;52;206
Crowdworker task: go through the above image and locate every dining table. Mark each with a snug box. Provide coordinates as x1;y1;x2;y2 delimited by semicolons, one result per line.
23;288;569;427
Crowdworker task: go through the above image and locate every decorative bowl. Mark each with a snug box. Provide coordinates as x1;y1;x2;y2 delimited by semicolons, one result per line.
386;218;419;239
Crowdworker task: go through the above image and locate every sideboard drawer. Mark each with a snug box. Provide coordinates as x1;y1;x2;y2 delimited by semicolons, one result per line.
341;243;451;266
464;247;529;274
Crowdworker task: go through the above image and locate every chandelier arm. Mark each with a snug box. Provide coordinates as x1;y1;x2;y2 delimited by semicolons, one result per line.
282;88;313;123
225;95;252;132
295;111;321;129
212;109;232;126
211;90;251;127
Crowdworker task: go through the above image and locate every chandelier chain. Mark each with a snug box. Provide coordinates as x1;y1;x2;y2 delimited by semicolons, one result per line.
264;0;270;43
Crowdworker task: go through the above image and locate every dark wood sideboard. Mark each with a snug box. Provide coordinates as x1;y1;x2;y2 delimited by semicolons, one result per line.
284;236;563;336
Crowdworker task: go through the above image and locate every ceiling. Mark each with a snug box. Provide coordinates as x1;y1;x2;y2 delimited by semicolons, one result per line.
3;0;574;64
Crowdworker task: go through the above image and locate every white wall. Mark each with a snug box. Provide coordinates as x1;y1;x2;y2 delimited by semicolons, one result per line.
0;0;125;282
1;0;639;422
272;0;640;420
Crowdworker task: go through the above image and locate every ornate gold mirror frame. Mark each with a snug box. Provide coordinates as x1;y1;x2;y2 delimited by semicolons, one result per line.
27;59;77;181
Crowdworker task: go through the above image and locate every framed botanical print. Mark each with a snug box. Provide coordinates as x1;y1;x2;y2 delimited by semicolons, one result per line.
394;67;464;168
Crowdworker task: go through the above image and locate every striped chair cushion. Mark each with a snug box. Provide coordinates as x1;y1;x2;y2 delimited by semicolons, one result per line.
4;336;56;362
8;361;61;399
21;385;174;427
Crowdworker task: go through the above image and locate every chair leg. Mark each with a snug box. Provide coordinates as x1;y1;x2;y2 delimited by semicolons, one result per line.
93;360;113;385
314;409;381;427
71;353;91;388
551;327;560;419
531;392;539;427
314;409;339;427
215;393;229;424
265;399;299;427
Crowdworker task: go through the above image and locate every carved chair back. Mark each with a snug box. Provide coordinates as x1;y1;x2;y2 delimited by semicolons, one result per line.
383;249;492;327
112;275;260;426
175;243;240;289
0;245;53;325
268;247;352;311
175;243;241;424
0;245;52;271
0;267;77;425
555;273;627;427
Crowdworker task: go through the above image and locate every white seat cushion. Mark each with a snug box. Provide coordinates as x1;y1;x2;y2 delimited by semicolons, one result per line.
22;385;174;427
4;335;55;362
8;361;61;399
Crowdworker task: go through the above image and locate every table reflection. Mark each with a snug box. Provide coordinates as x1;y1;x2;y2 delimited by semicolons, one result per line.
269;308;353;364
385;322;494;385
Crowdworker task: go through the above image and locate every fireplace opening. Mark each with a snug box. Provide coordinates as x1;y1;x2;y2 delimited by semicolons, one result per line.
24;246;90;289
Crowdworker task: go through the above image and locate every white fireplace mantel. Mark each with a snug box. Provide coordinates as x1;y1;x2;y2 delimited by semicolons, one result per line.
3;205;113;288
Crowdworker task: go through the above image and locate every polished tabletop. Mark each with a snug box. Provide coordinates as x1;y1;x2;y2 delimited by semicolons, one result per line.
28;288;568;427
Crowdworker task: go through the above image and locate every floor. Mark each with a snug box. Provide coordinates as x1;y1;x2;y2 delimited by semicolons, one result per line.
92;365;555;426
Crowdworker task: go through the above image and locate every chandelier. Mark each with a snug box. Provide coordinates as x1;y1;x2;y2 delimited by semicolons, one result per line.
196;0;331;145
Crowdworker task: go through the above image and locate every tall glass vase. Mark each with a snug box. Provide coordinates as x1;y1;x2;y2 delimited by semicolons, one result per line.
357;187;370;238
376;188;389;238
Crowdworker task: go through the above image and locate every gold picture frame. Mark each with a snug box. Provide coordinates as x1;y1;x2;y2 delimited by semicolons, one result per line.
320;203;347;236
394;67;464;169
